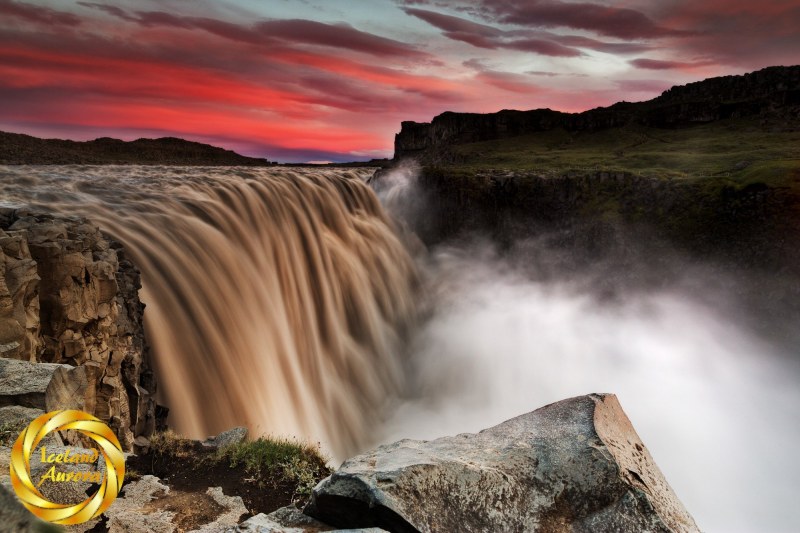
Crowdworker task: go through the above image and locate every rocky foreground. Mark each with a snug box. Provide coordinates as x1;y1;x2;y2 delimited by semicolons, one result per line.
0;394;699;533
0;213;698;532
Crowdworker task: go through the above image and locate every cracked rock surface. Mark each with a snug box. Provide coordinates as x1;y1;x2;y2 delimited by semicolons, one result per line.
0;208;159;451
306;394;699;533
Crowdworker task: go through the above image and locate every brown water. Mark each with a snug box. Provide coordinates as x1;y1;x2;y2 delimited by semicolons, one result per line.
0;165;417;459
4;164;800;531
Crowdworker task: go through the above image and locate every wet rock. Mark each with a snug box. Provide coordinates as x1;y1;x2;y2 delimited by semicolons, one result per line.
307;394;699;533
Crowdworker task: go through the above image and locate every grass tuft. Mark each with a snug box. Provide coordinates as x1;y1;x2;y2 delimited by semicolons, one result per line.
136;430;332;506
148;429;196;459
218;437;331;499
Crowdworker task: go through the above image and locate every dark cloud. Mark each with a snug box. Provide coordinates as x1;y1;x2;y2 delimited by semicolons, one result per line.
134;11;198;29
526;70;588;78
503;38;581;57
79;3;430;60
629;58;709;70
553;34;652;55
405;7;652;57
0;0;82;26
656;1;800;68
77;2;139;23
404;7;502;40
401;0;800;70
477;0;688;40
257;19;430;58
405;7;581;57
400;0;687;39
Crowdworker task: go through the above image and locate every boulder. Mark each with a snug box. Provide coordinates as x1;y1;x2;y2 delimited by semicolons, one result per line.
306;394;699;533
0;405;63;447
229;505;387;533
0;358;71;409
0;404;45;428
203;426;248;449
0;483;63;533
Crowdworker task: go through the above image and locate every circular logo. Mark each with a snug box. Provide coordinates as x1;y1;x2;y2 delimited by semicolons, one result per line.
9;410;125;525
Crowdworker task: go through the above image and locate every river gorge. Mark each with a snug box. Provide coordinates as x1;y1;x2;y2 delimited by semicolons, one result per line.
1;164;798;532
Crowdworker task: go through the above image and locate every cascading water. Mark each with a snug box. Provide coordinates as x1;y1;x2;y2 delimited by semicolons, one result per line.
2;164;799;532
0;165;417;460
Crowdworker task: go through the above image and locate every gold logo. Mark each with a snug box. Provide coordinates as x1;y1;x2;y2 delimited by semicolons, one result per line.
9;410;125;525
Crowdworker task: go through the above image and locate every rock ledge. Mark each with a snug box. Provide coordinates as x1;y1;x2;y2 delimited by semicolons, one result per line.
306;394;699;533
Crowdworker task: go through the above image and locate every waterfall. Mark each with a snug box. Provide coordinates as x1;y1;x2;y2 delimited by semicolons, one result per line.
0;165;417;459
4;164;800;531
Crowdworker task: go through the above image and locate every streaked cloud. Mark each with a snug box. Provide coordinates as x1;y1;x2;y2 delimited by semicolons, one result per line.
0;0;796;162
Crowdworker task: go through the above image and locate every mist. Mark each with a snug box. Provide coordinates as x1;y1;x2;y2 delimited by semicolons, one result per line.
375;166;800;533
2;164;798;531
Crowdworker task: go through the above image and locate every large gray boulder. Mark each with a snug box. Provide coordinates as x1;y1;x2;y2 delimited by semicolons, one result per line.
306;394;699;532
0;358;71;409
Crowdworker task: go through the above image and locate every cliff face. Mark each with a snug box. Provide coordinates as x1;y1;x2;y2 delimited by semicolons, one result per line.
395;65;800;162
0;132;272;166
0;209;158;450
412;168;800;265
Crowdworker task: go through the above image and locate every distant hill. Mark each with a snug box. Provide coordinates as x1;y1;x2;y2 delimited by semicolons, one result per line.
395;65;800;165
0;132;272;165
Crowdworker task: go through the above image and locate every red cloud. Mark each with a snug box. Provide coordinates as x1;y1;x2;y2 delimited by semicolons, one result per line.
1;0;797;161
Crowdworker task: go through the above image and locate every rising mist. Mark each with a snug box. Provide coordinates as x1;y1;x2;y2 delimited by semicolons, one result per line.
2;165;798;532
375;165;800;533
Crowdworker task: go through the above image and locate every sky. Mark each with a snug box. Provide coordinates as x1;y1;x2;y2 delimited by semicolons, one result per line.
0;0;798;162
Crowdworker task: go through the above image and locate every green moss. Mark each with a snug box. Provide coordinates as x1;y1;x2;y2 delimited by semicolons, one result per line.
217;437;330;497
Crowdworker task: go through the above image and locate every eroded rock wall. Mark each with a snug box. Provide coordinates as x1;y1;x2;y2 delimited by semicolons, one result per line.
0;208;157;450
